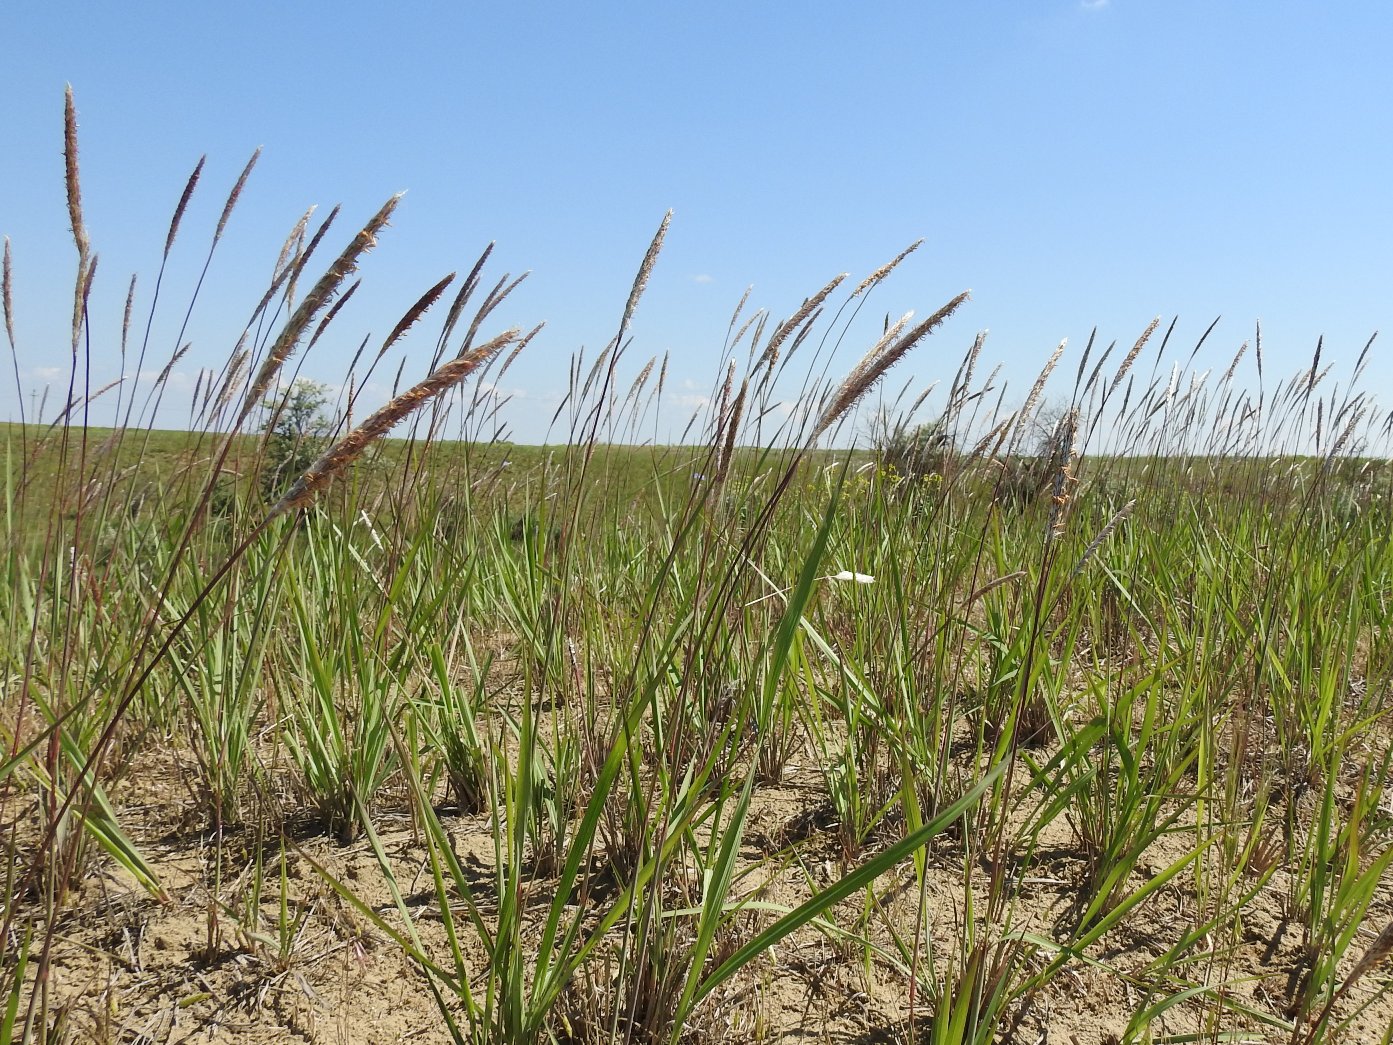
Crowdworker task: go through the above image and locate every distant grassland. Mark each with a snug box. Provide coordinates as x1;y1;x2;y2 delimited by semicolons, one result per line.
1;420;852;536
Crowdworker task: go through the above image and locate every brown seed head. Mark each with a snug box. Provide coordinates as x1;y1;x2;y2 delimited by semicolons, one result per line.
851;239;922;298
2;237;13;351
757;274;847;372
811;290;969;442
215;148;261;244
64;86;89;262
270;327;522;518
165;156;205;258
238;194;401;429
619;210;671;343
1106;317;1160;402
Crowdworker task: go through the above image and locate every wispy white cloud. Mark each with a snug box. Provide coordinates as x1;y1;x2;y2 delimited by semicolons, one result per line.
692;274;714;284
476;381;529;400
1080;0;1109;8
492;386;563;408
133;368;196;388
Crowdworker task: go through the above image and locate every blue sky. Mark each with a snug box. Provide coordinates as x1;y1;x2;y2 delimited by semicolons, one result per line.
2;2;1389;444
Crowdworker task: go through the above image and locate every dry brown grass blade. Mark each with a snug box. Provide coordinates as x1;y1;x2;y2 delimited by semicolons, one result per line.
1345;921;1393;992
967;571;1027;605
270;327;522;517
1300;920;1393;1045
237;195;402;430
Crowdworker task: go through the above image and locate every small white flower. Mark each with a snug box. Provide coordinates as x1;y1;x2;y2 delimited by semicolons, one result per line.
828;570;874;584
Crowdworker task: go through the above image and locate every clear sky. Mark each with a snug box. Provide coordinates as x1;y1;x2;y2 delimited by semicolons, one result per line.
2;2;1389;445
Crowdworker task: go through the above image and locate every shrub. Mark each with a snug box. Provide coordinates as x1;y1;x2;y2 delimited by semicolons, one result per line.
259;379;332;502
870;414;951;484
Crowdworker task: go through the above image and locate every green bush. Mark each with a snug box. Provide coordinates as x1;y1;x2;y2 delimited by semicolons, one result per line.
259;379;331;502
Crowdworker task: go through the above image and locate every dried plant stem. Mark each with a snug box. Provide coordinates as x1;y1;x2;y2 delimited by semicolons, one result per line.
1300;920;1393;1044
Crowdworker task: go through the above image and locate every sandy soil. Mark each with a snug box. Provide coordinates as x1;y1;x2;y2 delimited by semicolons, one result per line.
12;731;1393;1045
